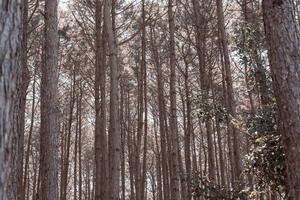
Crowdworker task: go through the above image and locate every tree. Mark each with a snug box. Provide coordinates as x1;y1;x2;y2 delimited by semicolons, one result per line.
95;0;108;199
216;0;243;186
104;0;121;198
168;0;182;199
39;0;59;198
0;0;21;198
263;0;300;198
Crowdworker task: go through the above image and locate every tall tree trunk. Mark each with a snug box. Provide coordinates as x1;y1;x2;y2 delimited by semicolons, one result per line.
78;84;83;200
183;54;192;199
23;67;37;200
263;0;300;198
168;0;181;198
61;68;76;200
216;0;243;186
18;0;31;198
150;27;171;200
74;95;79;200
191;0;216;183
40;0;59;198
154;118;163;200
141;0;148;198
104;0;121;198
120;82;126;200
0;0;21;198
95;1;108;199
212;85;226;186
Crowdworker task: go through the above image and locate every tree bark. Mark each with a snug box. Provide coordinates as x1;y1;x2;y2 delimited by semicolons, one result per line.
263;0;300;198
0;0;21;198
95;0;108;199
104;0;121;198
39;0;59;198
168;0;181;198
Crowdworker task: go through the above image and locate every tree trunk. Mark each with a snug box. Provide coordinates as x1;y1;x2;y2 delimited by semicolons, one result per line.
95;1;108;199
182;52;192;200
104;0;121;198
0;0;21;198
78;84;83;200
263;0;300;198
150;27;171;200
168;0;181;198
61;68;76;200
216;0;243;186
17;0;31;198
23;67;37;200
40;0;59;198
141;0;148;198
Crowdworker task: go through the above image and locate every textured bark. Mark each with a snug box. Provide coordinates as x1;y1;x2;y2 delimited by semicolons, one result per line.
104;0;121;198
95;0;108;199
94;0;102;194
263;0;300;198
168;0;181;198
39;0;59;198
0;0;21;198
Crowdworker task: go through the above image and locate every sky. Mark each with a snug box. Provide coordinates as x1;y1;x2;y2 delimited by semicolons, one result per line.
59;0;69;11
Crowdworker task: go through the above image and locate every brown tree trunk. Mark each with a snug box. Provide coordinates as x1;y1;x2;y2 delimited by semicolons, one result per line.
263;0;300;198
168;0;181;198
141;0;148;198
40;0;59;198
104;0;121;198
74;95;79;200
95;0;108;199
182;53;192;199
78;84;83;200
61;68;76;200
0;0;21;198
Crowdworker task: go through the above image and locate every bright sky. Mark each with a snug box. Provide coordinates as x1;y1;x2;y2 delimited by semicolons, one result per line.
59;0;69;11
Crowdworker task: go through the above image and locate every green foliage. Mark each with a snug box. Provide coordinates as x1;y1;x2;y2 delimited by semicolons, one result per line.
232;21;272;96
245;105;287;196
191;174;248;200
193;95;228;123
